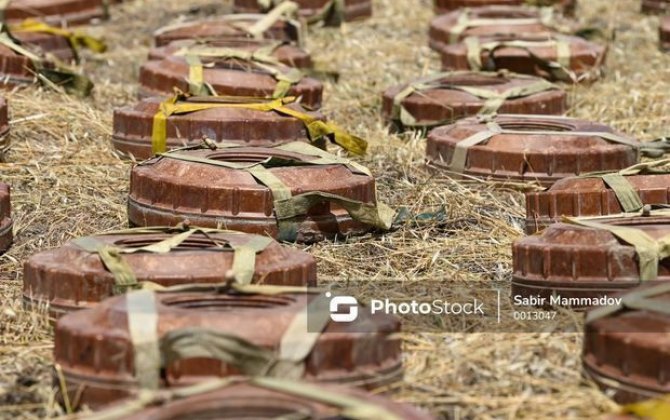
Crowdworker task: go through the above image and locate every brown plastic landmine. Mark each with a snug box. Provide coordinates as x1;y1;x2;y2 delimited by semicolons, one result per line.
642;0;670;14
112;96;325;160
425;115;638;187
233;0;372;24
116;381;434;420
434;0;576;15
661;16;670;52
429;6;550;51
583;282;670;404
0;31;77;88
381;72;567;130
147;38;313;69
0;182;12;254
137;55;323;108
434;0;522;14
513;217;670;310
23;230;316;320
53;291;403;409
0;97;10;155
438;33;607;83
2;0;107;25
154;16;301;47
525;174;670;234
127;147;379;243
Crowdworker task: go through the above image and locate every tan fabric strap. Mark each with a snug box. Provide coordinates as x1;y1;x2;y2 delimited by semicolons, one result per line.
391;71;559;127
464;35;575;82
444;117;641;173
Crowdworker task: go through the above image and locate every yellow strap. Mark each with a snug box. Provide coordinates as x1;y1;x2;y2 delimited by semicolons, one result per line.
622;397;670;420
11;19;106;53
151;94;367;155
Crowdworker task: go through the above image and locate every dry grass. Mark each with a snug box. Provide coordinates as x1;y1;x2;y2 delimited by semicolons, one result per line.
0;0;667;418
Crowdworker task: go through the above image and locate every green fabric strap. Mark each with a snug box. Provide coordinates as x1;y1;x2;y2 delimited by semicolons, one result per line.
444;119;642;174
586;282;670;324
160;142;394;240
464;35;574;82
615;159;670;176
127;290;161;390
72;227;273;292
391;71;558;127
178;46;303;98
564;216;670;282
600;173;644;213
157;293;331;379
0;30;93;96
446;122;502;172
576;160;670;213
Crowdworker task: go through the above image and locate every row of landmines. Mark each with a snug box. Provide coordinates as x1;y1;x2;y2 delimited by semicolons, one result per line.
0;0;668;418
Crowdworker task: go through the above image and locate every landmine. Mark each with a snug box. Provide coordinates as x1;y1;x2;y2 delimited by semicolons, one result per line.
425;114;641;187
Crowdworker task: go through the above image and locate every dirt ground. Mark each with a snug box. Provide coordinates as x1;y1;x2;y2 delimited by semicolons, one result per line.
0;0;668;418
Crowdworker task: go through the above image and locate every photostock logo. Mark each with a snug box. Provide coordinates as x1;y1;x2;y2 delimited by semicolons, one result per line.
326;292;358;323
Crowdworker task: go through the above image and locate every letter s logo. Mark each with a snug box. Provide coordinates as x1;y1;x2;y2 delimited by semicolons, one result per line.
327;292;359;323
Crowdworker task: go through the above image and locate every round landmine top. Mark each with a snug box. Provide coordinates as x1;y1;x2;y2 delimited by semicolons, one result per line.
113;380;434;420
233;0;372;25
23;227;316;320
148;39;312;69
426;114;639;187
54;289;402;409
112;96;325;160
526;170;670;234
128;146;386;243
434;0;522;14
154;15;302;47
382;71;566;130
513;215;670;310
583;281;670;403
435;0;577;15
0;0;107;25
438;33;607;83
138;54;323;108
0;30;77;88
429;6;550;51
